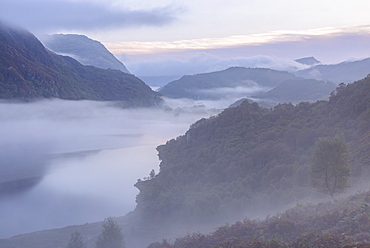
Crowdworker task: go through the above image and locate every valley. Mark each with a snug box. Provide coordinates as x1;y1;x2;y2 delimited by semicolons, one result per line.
0;10;370;248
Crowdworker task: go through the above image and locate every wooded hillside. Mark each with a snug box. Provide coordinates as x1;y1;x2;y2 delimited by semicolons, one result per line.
135;76;370;229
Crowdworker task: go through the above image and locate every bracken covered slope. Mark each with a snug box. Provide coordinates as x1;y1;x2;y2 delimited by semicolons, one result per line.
149;190;370;248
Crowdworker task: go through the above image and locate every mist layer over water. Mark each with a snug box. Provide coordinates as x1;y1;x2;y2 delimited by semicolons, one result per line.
0;99;212;238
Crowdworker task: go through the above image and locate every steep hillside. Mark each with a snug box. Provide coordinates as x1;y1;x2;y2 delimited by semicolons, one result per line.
42;34;130;73
134;76;370;237
158;67;297;99
0;23;161;106
295;58;370;83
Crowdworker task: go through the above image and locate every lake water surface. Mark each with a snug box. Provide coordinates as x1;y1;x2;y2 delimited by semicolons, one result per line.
0;99;214;238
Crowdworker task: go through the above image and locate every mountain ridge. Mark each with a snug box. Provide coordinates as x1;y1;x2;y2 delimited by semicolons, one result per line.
158;66;337;104
294;57;370;83
158;67;297;100
0;22;161;106
255;78;336;103
42;34;130;73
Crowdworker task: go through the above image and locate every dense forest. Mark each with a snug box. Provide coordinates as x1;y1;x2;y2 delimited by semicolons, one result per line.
0;23;161;106
133;75;370;245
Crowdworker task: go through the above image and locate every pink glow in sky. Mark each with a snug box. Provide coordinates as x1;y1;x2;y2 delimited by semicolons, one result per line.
2;0;370;75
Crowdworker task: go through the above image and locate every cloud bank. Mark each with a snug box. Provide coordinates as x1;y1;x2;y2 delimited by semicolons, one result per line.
0;0;177;34
113;27;370;85
121;53;306;83
107;26;370;55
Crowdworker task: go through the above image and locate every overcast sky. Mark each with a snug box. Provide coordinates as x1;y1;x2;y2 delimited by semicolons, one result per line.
2;0;370;74
3;0;370;41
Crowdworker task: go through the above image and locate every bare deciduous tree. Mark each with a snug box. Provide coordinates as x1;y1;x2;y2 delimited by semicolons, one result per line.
311;135;350;198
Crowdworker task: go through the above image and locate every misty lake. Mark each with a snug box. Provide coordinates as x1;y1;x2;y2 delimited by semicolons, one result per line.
0;99;215;238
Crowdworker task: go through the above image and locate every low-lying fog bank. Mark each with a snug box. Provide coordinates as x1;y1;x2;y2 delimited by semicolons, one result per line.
0;99;216;238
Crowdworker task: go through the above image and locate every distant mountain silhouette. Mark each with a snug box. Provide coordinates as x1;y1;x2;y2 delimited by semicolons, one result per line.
0;22;161;106
42;34;130;73
229;78;336;108
158;67;297;100
254;78;336;103
295;56;321;65
158;67;336;104
294;58;370;83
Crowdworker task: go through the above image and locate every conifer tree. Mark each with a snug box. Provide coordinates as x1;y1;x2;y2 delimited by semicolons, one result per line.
66;231;86;248
96;217;125;248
